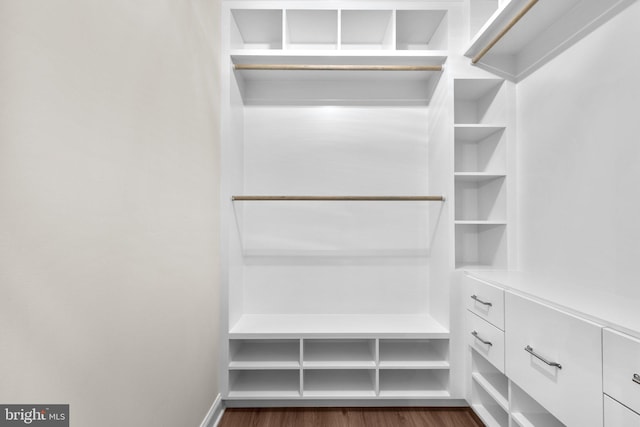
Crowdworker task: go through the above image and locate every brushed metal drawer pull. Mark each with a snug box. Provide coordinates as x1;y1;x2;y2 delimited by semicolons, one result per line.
471;295;492;307
633;374;640;385
525;345;562;369
471;331;493;346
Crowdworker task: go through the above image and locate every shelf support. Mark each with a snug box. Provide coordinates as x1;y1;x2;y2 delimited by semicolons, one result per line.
232;195;446;202
472;0;539;64
234;64;443;72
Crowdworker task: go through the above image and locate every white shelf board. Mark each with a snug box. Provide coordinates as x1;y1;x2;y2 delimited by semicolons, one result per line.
511;412;564;427
229;314;449;339
302;390;377;398
454;172;506;182
302;361;376;369
465;0;634;81
454;125;506;141
472;404;508;427
230;50;448;58
472;372;508;411
227;390;301;399
378;390;451;398
455;221;507;225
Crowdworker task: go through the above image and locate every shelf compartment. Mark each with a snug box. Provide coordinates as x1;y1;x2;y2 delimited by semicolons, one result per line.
378;369;450;398
378;339;449;368
454;79;506;125
285;10;338;50
471;380;509;427
455;125;506;173
303;369;376;397
465;0;634;81
510;382;564;427
396;10;448;50
229;314;449;339
303;339;375;368
471;350;508;410
455;175;506;222
231;9;283;50
455;223;507;269
228;370;300;398
229;339;300;369
231;55;446;106
340;10;394;50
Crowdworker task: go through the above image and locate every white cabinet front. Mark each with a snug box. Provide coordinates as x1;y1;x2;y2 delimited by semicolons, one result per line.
467;310;505;373
505;292;603;427
604;395;640;427
603;328;640;415
465;275;505;330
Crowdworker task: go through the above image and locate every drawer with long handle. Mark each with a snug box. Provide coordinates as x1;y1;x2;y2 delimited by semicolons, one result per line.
505;292;603;427
603;328;640;415
467;310;505;373
464;274;505;330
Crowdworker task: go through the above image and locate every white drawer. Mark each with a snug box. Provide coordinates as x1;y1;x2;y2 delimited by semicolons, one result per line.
464;274;505;330
467;310;505;373
605;395;640;426
505;292;603;427
603;328;640;414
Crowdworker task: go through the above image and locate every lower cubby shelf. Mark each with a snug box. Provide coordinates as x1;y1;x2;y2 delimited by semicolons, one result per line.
303;369;376;398
378;369;450;398
228;369;300;398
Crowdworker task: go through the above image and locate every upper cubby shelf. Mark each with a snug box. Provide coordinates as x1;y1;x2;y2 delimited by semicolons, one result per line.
232;54;447;106
465;0;634;81
230;7;448;53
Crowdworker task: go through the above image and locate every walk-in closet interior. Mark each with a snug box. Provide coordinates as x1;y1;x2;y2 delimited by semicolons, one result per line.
219;0;640;426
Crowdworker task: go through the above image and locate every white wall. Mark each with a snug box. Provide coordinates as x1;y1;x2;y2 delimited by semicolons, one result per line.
516;2;640;298
0;1;221;426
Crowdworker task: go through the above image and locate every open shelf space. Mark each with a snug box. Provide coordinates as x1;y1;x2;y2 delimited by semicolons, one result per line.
378;339;449;369
455;223;507;269
465;0;634;81
303;369;376;397
378;369;450;398
286;10;338;50
454;78;506;125
231;9;283;50
396;10;448;50
471;380;509;427
228;370;300;398
510;382;565;427
455;126;506;174
229;339;300;369
231;54;446;106
455;175;506;222
303;339;375;368
229;314;449;339
341;10;394;50
471;349;509;411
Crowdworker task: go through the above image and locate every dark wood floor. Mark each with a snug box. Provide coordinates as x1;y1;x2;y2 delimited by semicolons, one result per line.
219;407;484;427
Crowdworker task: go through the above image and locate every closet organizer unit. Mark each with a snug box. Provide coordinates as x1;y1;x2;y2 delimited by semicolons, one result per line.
222;3;453;401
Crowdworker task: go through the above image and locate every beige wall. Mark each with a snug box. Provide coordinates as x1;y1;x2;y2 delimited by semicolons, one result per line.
0;0;221;426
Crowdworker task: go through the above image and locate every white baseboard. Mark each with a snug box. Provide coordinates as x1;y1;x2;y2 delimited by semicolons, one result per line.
200;394;225;427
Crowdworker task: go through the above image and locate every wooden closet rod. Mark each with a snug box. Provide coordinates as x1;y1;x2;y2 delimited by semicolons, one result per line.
472;0;539;64
232;195;446;201
234;64;443;72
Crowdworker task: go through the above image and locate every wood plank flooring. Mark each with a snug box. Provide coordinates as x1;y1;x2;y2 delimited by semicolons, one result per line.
219;407;485;427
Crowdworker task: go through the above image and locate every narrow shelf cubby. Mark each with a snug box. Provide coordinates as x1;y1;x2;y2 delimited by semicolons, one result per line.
471;349;508;410
229;339;300;369
379;369;449;398
455;223;507;269
396;10;448;50
231;9;283;50
455;175;506;222
228;370;300;398
340;10;394;50
454;79;506;125
472;379;509;427
510;382;565;427
285;10;338;50
303;339;375;368
454;126;506;173
379;339;449;368
303;369;376;397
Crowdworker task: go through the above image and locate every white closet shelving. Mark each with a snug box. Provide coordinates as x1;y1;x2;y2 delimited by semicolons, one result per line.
453;78;510;269
222;0;459;402
465;0;634;81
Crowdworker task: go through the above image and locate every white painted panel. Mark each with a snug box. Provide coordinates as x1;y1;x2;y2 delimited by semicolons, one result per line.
603;329;640;414
467;311;505;373
604;395;640;427
464;274;505;329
